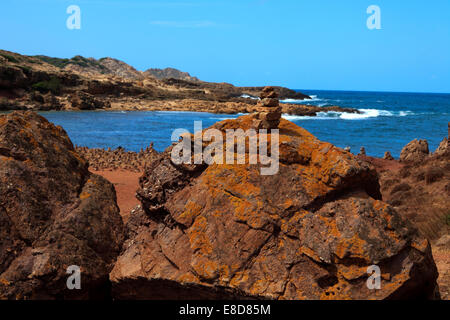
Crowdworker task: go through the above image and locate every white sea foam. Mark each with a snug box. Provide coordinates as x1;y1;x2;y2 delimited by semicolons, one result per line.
240;94;259;100
283;108;414;121
340;109;393;119
281;95;323;104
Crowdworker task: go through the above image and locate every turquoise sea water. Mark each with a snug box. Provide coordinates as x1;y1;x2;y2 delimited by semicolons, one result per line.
36;90;450;158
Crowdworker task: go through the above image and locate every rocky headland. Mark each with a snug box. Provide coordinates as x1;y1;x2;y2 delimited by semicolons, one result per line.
0;49;359;116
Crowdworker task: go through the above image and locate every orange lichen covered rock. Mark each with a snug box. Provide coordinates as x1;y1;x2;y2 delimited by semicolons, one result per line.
110;114;438;300
0;111;125;299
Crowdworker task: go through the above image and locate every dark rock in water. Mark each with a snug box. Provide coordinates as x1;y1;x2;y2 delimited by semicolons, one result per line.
0;111;125;299
400;139;429;162
110;115;437;300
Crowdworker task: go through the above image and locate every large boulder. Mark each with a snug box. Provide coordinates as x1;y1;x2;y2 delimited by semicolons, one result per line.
0;111;125;299
110;115;438;300
400;139;429;162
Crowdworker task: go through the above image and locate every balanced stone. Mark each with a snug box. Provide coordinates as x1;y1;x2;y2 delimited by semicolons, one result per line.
261;98;279;108
260;86;279;99
253;86;282;130
383;151;394;160
359;146;366;155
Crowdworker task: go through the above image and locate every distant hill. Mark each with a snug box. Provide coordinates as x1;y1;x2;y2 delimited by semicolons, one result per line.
144;67;200;82
33;55;198;82
1;48;315;113
34;55;145;80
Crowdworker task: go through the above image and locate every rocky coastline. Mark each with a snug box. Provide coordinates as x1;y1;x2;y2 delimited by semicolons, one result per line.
1;104;448;299
0;49;359;116
1;50;448;300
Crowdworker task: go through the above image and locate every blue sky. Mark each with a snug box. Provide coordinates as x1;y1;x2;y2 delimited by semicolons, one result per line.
1;0;449;93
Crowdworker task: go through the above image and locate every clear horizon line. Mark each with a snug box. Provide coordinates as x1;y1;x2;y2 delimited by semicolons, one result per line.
291;88;450;95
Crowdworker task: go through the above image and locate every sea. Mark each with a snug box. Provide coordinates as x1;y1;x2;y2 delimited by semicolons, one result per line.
35;90;450;158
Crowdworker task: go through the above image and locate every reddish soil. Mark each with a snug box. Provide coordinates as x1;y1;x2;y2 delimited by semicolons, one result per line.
357;155;404;172
358;154;449;300
91;169;141;223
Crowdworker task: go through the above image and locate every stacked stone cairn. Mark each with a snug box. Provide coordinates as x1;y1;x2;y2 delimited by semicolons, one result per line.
252;86;282;130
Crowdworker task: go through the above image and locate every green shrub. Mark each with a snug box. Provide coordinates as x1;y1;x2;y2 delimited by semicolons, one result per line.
34;55;70;68
32;77;61;94
446;214;450;226
18;65;32;75
34;55;108;72
0;53;19;63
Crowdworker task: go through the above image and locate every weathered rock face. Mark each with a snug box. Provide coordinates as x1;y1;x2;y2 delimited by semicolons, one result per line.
111;115;438;300
434;124;449;157
435;138;449;156
69;91;110;110
400;139;429;162
0;111;125;299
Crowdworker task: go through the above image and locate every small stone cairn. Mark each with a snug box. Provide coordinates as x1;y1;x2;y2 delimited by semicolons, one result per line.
359;146;366;156
252;86;282;130
383;151;394;160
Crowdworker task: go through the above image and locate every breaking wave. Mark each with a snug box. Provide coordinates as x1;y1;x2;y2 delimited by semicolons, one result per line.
283;109;415;121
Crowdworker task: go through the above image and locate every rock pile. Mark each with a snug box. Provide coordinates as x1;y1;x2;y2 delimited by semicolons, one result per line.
75;144;159;172
383;151;394;160
252;86;282;129
0;111;125;299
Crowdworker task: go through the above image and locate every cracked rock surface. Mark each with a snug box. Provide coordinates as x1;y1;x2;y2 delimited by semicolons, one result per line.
110;114;438;300
0;111;125;299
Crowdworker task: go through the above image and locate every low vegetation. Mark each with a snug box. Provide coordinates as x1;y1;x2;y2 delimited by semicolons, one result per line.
34;55;108;73
32;77;61;94
0;53;19;63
